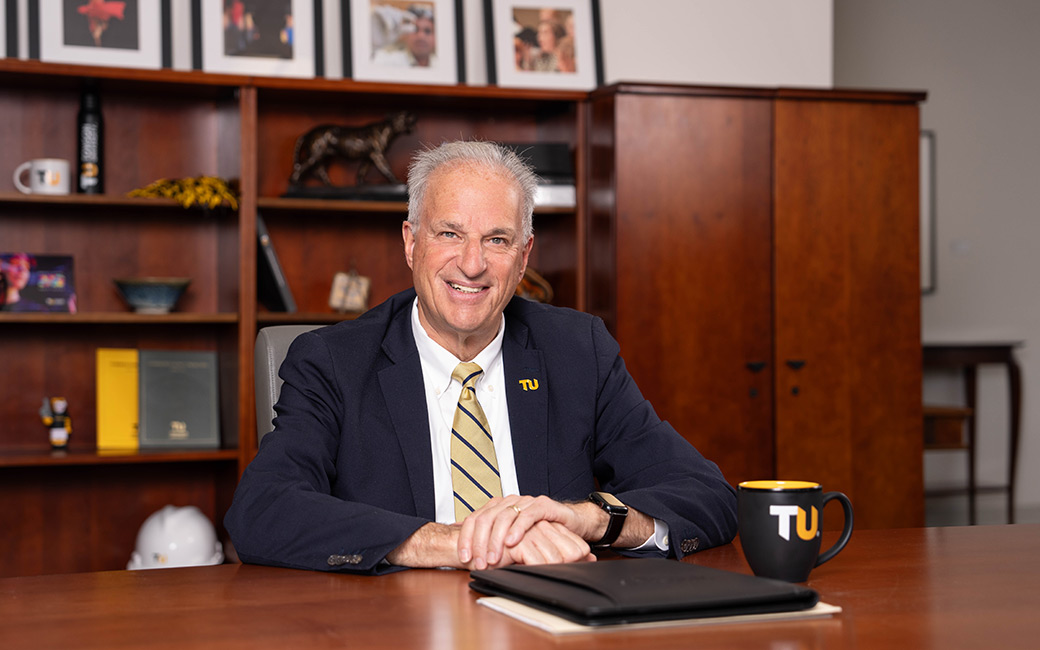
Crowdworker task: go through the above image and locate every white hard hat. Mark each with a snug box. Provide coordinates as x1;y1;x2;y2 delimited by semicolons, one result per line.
127;505;224;570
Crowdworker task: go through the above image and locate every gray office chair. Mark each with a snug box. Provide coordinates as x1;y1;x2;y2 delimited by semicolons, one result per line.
254;325;323;444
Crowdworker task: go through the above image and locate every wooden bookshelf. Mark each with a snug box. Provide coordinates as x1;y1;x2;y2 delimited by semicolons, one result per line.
0;59;587;576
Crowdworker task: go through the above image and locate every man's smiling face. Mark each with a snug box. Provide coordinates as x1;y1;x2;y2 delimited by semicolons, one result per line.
403;161;532;360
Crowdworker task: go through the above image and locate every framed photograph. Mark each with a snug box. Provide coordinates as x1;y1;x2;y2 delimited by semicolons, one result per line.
199;0;316;77
485;0;603;91
1;253;77;313
31;0;165;69
2;0;15;58
920;130;937;294
345;0;463;85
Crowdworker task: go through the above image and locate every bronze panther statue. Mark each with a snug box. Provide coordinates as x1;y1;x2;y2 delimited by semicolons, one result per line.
288;111;417;187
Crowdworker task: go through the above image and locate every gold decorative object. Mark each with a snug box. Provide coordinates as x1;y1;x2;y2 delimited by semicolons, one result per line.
516;267;554;303
128;176;240;210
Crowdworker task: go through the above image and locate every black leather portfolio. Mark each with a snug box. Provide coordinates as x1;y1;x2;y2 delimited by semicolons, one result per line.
469;558;819;626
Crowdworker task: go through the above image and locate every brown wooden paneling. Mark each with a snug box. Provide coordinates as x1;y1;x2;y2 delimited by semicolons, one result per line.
608;93;775;485
0;463;232;577
773;99;923;528
585;93;618;328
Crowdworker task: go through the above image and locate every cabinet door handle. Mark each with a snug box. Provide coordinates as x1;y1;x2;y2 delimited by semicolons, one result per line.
746;361;767;373
785;359;806;370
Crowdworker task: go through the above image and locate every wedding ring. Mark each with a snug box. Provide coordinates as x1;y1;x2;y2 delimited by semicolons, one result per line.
511;505;522;514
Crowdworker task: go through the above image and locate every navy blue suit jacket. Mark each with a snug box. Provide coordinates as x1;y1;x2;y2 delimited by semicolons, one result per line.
225;289;736;573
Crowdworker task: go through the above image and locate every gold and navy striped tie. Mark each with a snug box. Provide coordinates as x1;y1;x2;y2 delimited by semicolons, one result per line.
450;362;501;521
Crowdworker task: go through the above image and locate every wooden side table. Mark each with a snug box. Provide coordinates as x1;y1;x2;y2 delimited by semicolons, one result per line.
922;342;1023;524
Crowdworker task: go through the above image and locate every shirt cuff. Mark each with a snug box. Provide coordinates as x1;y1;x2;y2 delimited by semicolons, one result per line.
628;518;670;552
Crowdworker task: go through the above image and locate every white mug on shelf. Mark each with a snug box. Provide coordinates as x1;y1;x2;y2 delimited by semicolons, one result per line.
13;158;71;195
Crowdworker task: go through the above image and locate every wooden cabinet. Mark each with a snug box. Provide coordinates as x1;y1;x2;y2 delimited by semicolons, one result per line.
0;60;587;576
588;84;925;529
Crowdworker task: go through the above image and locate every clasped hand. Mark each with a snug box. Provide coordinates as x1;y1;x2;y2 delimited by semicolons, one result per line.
456;495;597;570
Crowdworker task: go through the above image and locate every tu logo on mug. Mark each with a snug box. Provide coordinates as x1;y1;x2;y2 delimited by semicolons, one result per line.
37;169;63;187
769;505;819;541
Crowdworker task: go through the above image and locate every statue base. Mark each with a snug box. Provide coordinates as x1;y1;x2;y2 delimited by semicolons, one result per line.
281;184;408;201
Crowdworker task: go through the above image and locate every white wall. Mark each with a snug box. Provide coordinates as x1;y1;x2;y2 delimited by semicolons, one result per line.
470;0;834;87
835;0;1040;514
476;0;833;87
599;0;832;86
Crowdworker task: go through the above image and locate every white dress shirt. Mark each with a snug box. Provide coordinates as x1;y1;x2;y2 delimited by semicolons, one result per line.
411;300;519;524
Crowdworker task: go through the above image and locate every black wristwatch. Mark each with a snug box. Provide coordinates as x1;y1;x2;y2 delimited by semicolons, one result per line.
588;492;628;547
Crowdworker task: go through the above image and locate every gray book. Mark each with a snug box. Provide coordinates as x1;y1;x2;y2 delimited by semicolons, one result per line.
138;350;220;449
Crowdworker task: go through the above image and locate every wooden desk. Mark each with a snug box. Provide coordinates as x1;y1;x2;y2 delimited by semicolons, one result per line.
923;342;1023;523
2;525;1037;649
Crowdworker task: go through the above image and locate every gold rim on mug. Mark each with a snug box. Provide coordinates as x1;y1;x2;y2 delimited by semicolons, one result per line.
738;480;820;491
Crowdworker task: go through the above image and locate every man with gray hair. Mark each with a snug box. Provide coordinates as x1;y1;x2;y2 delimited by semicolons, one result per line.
226;141;736;573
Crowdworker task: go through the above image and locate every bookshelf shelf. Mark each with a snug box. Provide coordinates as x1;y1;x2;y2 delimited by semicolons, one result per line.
0;192;239;212
256;312;358;325
0;313;239;324
0;448;239;468
258;197;406;213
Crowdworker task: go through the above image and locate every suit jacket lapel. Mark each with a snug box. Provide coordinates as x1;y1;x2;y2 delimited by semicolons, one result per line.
503;317;549;496
378;300;436;519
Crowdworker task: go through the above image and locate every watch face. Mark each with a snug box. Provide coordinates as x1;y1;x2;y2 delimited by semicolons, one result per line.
593;491;626;510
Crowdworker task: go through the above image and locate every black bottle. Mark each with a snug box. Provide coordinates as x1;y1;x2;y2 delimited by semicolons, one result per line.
77;84;104;194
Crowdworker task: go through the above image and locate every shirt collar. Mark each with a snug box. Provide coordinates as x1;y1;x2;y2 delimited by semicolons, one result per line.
411;298;505;392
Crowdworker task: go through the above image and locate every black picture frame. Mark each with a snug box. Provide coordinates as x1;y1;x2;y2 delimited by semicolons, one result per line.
3;0;18;58
195;0;321;77
343;0;465;84
485;0;603;90
28;0;167;69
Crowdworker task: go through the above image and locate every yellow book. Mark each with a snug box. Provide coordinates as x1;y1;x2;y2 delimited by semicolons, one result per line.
96;348;139;450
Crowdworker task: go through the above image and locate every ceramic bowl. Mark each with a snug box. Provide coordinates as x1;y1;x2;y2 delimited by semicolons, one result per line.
114;277;191;314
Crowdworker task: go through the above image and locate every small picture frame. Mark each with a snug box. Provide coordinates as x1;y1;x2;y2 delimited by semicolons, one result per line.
198;0;317;78
345;0;464;85
329;269;370;313
485;0;603;91
1;253;77;313
31;0;165;69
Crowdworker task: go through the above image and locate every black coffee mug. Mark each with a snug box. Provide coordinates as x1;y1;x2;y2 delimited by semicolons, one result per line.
737;480;854;582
